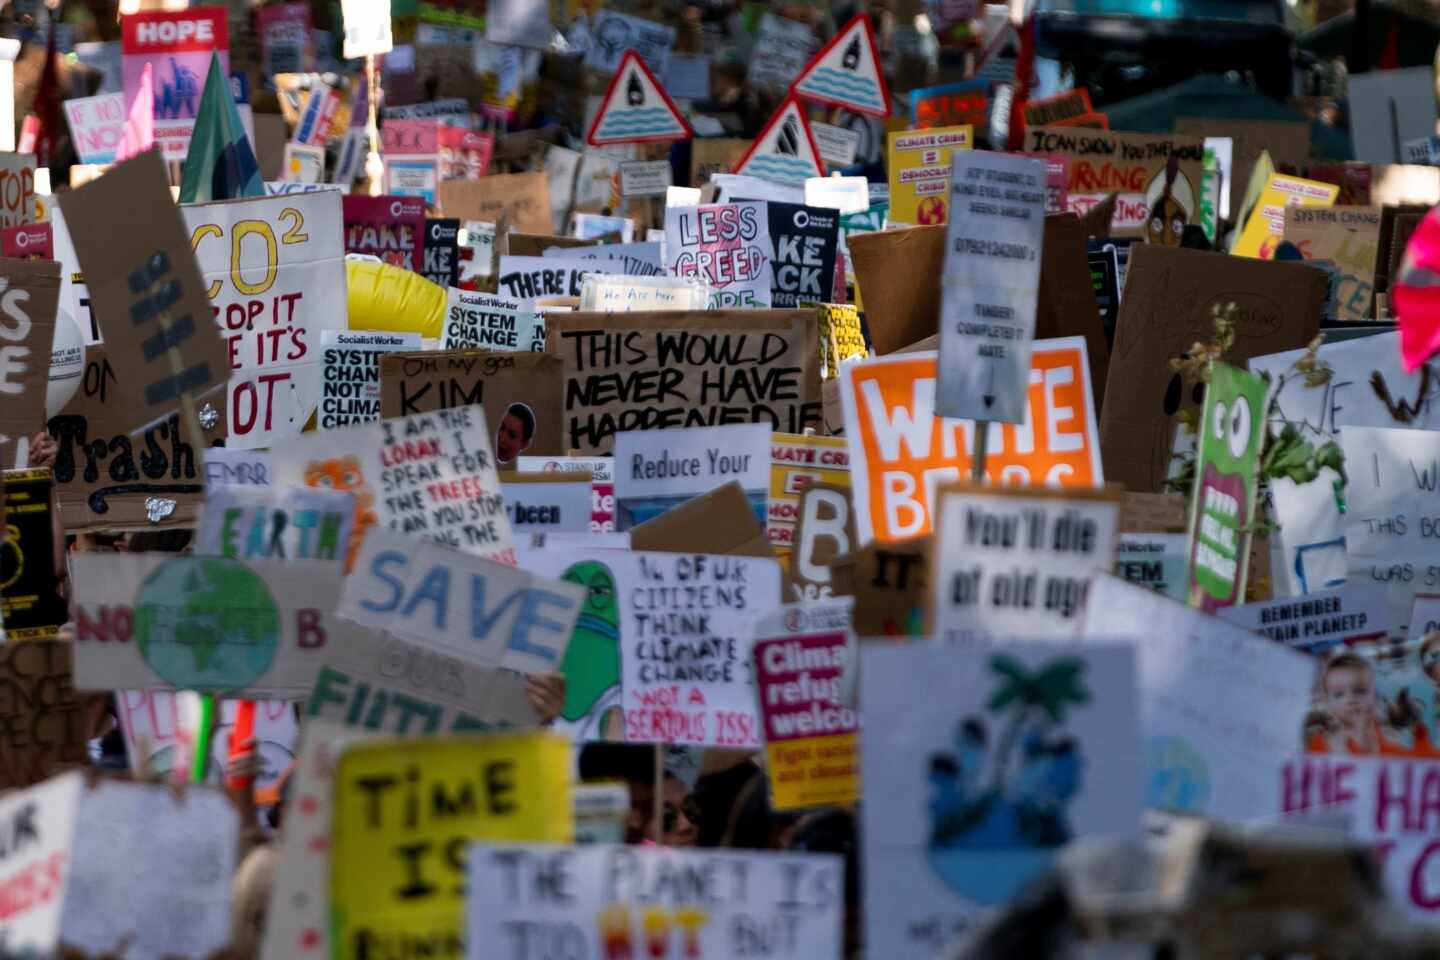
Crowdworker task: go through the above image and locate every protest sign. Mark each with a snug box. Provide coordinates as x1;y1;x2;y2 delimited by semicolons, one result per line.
440;289;542;353
0;155;36;231
195;484;354;569
116;691;296;790
1103;245;1322;493
550;309;822;455
378;350;564;460
733;98;825;185
517;455;616;533
0;258;59;469
613;423;770;530
501;472;593;534
911;79;989;130
547;242;664;276
1347;67;1439;164
586;50;691;147
665;202;774;308
1344;758;1440;923
63;93;124;165
790;12;889;118
1022;89;1097;127
343;194;424;271
518;546;781;746
121;8;229;160
627;479;771;558
282;143;324;183
47;346;220;530
1283;205;1381;321
319;329;420;429
930;483;1120;643
579;274;712;312
1218;584;1387;651
439;173;553;235
1232;174;1339;259
272;404;517;564
1025;127;1204;237
752;598;858;810
1113;533;1187;601
936;151;1045;424
0;771;80;955
258;2;311;75
422;218;460;288
205;447;271;486
1339;425;1440;634
69;552;343;697
329;735;573;960
769;433;849;561
748;12;818;94
1186;362;1268;612
496;255;594;308
840;339;1102;543
59;151;228;439
308;621;541;735
886;126;972;225
789;482;854;601
583;11;674;76
339;0;391;57
1;469;65;638
1080;574;1315;819
765;202;838;309
438;128;493;181
811;122;861;170
183;190;346;448
467;843;844;959
861;642;1142;954
819;304;867;378
0;640;93;789
1;223;51;260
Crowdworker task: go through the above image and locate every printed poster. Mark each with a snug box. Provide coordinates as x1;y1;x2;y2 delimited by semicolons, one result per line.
422;218;460;288
766;202;839;309
862;643;1142;955
612;422;771;530
1232;174;1339;260
318;330;421;429
664;202;774;308
343;195;424;271
1113;533;1187;601
1;470;66;639
440;289;543;353
885;125;972;226
516;455;616;533
839;339;1103;544
121;8;229;161
769;432;849;560
182;191;346;449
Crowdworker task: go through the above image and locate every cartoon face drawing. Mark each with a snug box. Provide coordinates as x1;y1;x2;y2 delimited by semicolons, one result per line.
304;456;376;573
558;560;624;739
1144;156;1194;247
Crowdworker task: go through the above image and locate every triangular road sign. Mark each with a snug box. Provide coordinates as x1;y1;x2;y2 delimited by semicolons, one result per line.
732;96;825;184
790;13;891;118
586;50;693;146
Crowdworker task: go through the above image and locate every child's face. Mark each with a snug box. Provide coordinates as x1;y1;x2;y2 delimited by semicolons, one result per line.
1325;666;1374;730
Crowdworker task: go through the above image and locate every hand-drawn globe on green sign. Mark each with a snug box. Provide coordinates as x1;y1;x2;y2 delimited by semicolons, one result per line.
134;557;281;693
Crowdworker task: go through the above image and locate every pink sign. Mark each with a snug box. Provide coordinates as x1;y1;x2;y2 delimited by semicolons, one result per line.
121;7;230;160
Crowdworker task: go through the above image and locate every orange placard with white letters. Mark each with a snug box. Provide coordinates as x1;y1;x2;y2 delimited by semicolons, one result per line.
839;337;1102;543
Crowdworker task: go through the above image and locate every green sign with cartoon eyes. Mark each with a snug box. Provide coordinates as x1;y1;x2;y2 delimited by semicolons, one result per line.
1186;361;1268;613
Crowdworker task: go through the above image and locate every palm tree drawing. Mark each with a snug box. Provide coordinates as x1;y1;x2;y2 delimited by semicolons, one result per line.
986;654;1090;791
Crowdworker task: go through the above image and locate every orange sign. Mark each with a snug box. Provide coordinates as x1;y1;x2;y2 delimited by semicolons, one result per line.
838;337;1103;543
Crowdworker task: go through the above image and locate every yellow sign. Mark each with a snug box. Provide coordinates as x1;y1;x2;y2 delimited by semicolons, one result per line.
886;125;973;226
769;433;851;563
1232;174;1339;259
329;734;573;957
817;303;867;380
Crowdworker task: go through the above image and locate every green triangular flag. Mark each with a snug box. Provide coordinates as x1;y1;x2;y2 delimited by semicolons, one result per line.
179;53;263;204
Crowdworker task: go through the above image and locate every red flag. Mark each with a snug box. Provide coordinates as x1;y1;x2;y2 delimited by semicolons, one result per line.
27;22;59;167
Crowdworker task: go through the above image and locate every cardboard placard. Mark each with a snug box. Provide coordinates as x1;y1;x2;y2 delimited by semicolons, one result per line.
1102;245;1323;494
378;350;565;461
183;190;347;448
1283;205;1381;322
343;194;424;271
438;172;553;235
0;259;59;468
664;201;775;308
628;479;773;558
516;546;782;746
886;125;972;225
271;404;518;564
440;289;543;353
516;455;615;532
467;844;844;957
318;329;421;429
752;598;859;811
861;642;1142;954
0;469;66;638
769;433;849;560
1174;117;1310;218
69;553;344;697
46;346;222;531
1218;584;1387;650
500;471;594;534
929;483;1121;643
840;339;1102;544
0;641;93;789
1025;126;1204;238
613;422;770;530
548;309;822;455
1079;574;1315;820
329;736;573;958
829;535;928;637
58;150;229;437
788;482;854;601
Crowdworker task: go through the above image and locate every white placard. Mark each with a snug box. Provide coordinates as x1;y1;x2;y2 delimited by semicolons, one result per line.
544;240;665;276
1218;583;1389;650
613;422;771;530
203;447;273;486
63;93;124;165
501;475;594;533
582;11;674;77
619;159;673;197
810;121;860;168
0;772;81;955
1113;532;1187;601
340;0;393;58
665;185;701;207
664;201;774;308
936;151;1045;424
495;255;592;308
319;329;421;428
440;289;543;353
194;484;355;570
805;175;869;213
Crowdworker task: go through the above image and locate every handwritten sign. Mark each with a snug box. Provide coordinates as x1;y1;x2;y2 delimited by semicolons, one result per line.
789;483;854;601
0;771;81;955
272;404;517;564
329;735;573;960
319;329;420;429
1283;205;1381;321
195;484;354;570
550;310;822;454
466;844;844;959
753;599;858;810
613;422;770;530
63;93;125;165
930;484;1120;643
205;447;271;486
116;691;296;789
69;553;343;697
495;255;592;308
0;641;93;789
840;338;1103;544
0;259;58;468
665;202;774;308
441;289;542;352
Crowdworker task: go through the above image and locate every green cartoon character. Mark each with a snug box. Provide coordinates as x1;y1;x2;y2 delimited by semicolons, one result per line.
557;560;625;740
1186;361;1268;613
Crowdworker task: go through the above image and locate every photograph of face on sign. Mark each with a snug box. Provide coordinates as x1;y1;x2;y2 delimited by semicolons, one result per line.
494;401;537;465
1305;639;1440;757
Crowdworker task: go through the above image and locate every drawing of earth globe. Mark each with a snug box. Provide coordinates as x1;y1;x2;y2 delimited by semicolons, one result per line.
134;557;281;693
927;848;1055;905
1146;735;1210;813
